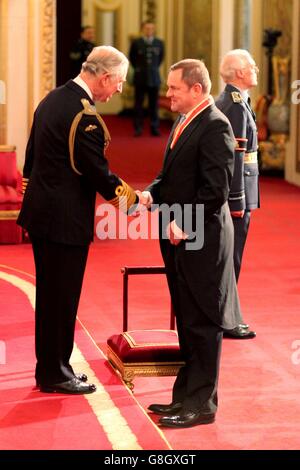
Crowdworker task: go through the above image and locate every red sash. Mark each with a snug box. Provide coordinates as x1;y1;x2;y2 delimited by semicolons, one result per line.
170;95;214;149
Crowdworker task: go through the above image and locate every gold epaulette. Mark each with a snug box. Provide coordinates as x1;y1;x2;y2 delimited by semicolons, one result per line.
22;177;29;194
69;98;111;175
231;91;243;103
108;179;137;213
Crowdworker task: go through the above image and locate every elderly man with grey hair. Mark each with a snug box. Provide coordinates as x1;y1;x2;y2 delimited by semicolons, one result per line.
18;46;144;394
216;49;260;340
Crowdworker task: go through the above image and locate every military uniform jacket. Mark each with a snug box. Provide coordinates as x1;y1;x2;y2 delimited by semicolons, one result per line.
215;84;260;211
146;104;239;329
17;80;136;245
129;37;164;87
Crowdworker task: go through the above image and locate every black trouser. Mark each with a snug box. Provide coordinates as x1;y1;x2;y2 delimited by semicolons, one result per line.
134;85;160;132
161;239;222;414
30;235;89;385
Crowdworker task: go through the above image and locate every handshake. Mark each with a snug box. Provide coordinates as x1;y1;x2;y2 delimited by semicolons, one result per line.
129;190;153;216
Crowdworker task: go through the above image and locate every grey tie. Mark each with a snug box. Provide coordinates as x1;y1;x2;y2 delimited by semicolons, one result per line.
178;114;186;125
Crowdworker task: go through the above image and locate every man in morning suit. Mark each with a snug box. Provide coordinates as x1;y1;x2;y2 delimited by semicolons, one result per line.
18;46;145;394
216;49;259;339
139;59;240;427
129;21;164;136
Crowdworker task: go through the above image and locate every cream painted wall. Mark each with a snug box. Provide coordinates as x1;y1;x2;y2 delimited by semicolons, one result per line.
7;0;29;169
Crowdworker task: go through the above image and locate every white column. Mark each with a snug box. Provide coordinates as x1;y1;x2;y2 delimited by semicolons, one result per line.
7;0;28;169
101;11;114;45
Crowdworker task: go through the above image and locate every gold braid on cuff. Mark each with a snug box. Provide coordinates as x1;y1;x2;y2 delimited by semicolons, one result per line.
108;179;137;213
68;99;111;175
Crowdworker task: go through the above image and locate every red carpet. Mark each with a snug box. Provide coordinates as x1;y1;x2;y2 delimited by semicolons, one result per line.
1;116;300;449
0;265;170;450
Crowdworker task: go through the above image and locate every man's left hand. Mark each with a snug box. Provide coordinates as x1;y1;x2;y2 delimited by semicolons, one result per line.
166;220;188;246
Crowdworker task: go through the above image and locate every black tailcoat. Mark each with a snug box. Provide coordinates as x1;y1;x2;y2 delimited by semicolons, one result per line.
146;103;240;412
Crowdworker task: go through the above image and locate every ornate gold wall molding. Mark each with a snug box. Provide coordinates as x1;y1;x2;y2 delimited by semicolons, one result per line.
142;0;157;23
40;0;55;100
0;0;8;144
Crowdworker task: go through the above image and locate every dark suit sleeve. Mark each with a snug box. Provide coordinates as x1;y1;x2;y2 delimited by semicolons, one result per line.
145;169;164;205
74;115;138;210
224;104;247;211
179;118;235;230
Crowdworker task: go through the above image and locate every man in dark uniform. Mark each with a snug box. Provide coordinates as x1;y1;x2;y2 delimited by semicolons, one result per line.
139;59;239;427
69;26;95;77
216;49;259;339
18;46;144;394
129;21;164;136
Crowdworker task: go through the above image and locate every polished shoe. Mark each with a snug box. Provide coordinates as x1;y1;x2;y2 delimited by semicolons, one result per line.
223;324;256;339
36;372;88;387
76;372;88;382
151;129;161;136
159;410;215;428
134;129;142;137
148;402;183;416
39;377;96;394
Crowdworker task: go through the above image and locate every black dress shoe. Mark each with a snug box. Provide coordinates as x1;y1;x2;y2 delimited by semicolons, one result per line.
151;129;161;136
148;402;182;415
36;372;88;387
76;373;88;382
39;377;96;394
134;129;142;137
223;324;256;339
159;410;215;428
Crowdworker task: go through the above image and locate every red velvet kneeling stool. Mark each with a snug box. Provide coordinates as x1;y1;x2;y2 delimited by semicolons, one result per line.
0;145;23;244
107;267;184;390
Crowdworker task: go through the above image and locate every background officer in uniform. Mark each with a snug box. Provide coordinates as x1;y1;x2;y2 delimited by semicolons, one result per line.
18;46;144;394
129;21;164;136
216;49;259;339
69;26;95;77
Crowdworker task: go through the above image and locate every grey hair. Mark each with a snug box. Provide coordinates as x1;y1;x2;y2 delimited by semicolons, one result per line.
220;49;254;82
170;59;212;94
81;45;129;77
